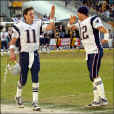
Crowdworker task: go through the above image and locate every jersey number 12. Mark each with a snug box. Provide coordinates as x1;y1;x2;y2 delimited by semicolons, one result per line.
81;26;89;40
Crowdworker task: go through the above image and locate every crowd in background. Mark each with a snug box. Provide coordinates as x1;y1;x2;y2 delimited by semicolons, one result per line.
64;0;114;19
81;0;114;18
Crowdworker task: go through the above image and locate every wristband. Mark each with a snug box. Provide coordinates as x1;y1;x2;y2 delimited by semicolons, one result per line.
9;45;15;49
50;19;54;23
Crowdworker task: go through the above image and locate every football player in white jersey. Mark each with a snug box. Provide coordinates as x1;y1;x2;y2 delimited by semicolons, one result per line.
68;6;109;107
9;6;55;111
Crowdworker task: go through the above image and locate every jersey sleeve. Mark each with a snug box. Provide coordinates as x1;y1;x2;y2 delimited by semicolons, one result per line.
92;17;104;29
12;24;20;39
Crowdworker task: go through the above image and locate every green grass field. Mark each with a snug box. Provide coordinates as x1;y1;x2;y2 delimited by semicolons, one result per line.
1;49;113;113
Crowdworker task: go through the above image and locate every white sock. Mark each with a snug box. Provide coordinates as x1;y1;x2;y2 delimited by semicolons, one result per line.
93;83;99;102
94;77;106;99
32;83;39;104
16;81;22;97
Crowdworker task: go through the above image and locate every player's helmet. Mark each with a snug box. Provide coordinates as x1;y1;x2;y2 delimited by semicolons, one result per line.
7;62;20;76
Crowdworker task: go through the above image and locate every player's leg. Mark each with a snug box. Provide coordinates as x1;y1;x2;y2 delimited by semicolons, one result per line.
46;38;50;53
16;52;29;107
1;41;5;56
30;51;40;111
93;49;108;105
45;38;47;52
87;54;100;107
4;40;8;52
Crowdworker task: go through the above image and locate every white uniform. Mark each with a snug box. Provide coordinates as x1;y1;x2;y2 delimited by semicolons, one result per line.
1;32;8;41
75;16;104;54
12;20;43;52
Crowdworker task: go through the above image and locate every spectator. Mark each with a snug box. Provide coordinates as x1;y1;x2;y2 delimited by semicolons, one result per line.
0;28;8;53
65;0;70;7
103;9;110;18
110;5;114;17
108;29;114;48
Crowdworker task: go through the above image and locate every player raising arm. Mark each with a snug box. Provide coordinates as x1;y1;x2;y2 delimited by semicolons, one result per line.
68;6;109;107
9;5;55;111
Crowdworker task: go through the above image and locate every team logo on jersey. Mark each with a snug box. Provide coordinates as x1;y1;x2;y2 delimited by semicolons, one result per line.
95;19;99;23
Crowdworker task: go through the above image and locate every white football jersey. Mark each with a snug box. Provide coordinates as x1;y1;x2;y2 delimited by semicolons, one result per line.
75;16;104;54
12;20;42;52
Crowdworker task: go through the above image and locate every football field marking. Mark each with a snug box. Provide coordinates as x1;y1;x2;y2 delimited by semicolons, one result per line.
1;104;113;114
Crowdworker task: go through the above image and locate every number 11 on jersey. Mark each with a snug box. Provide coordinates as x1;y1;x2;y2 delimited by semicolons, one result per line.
26;29;36;43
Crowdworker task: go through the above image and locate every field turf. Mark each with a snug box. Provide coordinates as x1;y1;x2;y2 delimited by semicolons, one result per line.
0;49;113;113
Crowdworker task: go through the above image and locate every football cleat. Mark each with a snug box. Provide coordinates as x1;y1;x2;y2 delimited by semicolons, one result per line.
88;101;101;107
100;98;108;106
32;102;41;111
15;96;24;108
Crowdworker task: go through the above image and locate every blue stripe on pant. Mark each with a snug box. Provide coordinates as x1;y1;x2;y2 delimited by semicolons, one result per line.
87;49;103;82
19;51;40;86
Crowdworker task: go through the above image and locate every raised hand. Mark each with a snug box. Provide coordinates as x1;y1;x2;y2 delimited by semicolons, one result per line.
69;16;76;25
50;5;55;19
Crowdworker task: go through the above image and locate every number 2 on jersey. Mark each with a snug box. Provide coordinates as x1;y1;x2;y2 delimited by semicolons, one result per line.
26;29;36;43
81;26;89;40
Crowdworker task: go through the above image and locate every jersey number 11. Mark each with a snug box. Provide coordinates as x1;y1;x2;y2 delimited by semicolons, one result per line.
26;29;36;43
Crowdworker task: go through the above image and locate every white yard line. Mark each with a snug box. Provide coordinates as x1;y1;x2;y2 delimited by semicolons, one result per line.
1;104;112;114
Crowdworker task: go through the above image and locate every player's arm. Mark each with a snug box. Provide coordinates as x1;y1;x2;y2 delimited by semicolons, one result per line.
9;38;17;61
43;5;55;31
93;17;109;44
67;16;78;31
9;26;19;61
97;26;109;44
